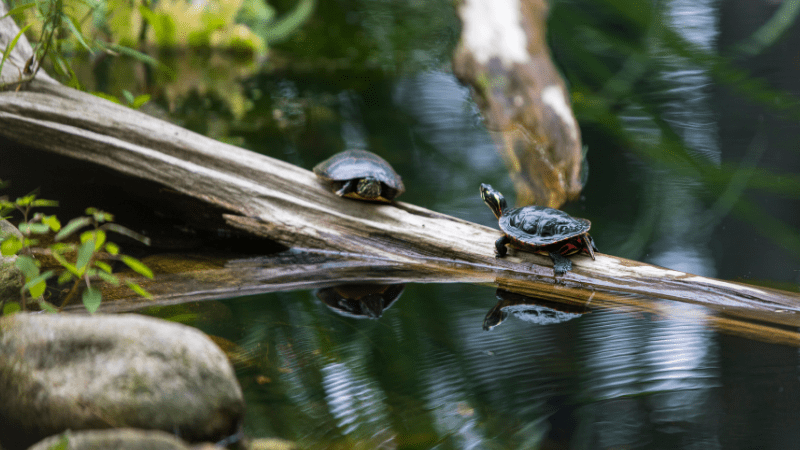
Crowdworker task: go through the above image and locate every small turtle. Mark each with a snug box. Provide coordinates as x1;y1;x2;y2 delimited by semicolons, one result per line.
315;284;405;319
480;183;597;275
483;288;588;331
313;149;405;202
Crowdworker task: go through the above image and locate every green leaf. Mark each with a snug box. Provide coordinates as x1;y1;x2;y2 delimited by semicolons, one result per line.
55;216;92;241
94;260;113;273
102;223;151;246
82;287;102;314
14;195;36;207
50;243;75;253
2;302;21;315
23;270;53;298
1;2;36;20
14;255;39;279
105;242;119;255
57;270;74;284
26;223;51;234
131;94;151;109
96;271;119;285
81;229;106;250
65;16;94;54
1;236;22;256
31;199;59;208
91;91;122;104
76;240;95;272
38;300;59;313
42;214;61;231
122;90;135;105
121;255;153;278
125;280;153;299
0;23;33;82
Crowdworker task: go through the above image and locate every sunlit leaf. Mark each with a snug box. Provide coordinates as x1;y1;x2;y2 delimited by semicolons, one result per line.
91;91;122;104
94;260;113;273
22;238;38;247
14;255;39;279
14;195;35;207
50;242;74;253
121;255;153;278
81;229;106;250
105;242;119;255
82;287;102;314
55;216;92;241
57;270;73;285
1;236;23;256
131;94;151;109
2;301;21;315
43;215;61;232
24;270;54;298
125;280;153;299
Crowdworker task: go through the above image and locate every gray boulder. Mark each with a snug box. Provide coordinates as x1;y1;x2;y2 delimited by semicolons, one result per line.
27;429;193;450
0;313;244;450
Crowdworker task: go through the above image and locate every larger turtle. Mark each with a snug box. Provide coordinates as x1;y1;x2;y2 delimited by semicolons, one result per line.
313;149;405;203
480;183;597;275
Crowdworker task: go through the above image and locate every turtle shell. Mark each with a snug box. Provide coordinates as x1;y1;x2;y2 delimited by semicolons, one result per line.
313;149;405;201
499;206;591;249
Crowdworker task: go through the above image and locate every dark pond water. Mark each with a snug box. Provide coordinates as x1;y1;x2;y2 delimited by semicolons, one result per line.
78;0;800;448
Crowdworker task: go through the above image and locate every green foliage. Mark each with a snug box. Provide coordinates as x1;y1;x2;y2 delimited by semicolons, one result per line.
1;0;167;95
0;183;153;315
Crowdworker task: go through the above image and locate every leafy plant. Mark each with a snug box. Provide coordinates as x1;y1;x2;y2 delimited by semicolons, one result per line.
1;0;166;90
0;188;153;314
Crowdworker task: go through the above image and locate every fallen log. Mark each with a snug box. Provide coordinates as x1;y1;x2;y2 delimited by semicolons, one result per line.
1;6;799;338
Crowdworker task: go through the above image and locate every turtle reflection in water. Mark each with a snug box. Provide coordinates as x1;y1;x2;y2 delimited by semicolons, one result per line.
313;150;405;203
483;289;588;331
315;284;405;319
480;183;597;275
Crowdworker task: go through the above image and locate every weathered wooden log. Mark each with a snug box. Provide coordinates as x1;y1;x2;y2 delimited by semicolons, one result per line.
1;5;799;337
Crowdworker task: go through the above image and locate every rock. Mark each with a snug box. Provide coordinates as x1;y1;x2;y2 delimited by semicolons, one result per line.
27;429;193;450
0;313;244;450
0;220;23;304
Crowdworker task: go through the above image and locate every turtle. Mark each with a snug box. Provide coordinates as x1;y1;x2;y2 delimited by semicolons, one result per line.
483;288;588;331
480;183;597;275
313;149;405;202
315;284;405;319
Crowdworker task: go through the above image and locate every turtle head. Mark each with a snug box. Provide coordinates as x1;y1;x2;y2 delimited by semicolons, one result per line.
480;183;507;219
357;177;382;199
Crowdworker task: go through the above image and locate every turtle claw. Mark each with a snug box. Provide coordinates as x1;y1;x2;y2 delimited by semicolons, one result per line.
548;252;572;276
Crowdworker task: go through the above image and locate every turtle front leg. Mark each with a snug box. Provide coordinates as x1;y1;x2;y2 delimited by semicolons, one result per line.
494;236;510;257
548;252;573;275
335;179;357;197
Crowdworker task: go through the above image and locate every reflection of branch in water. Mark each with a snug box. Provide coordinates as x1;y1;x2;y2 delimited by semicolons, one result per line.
315;284;405;320
483;288;589;331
